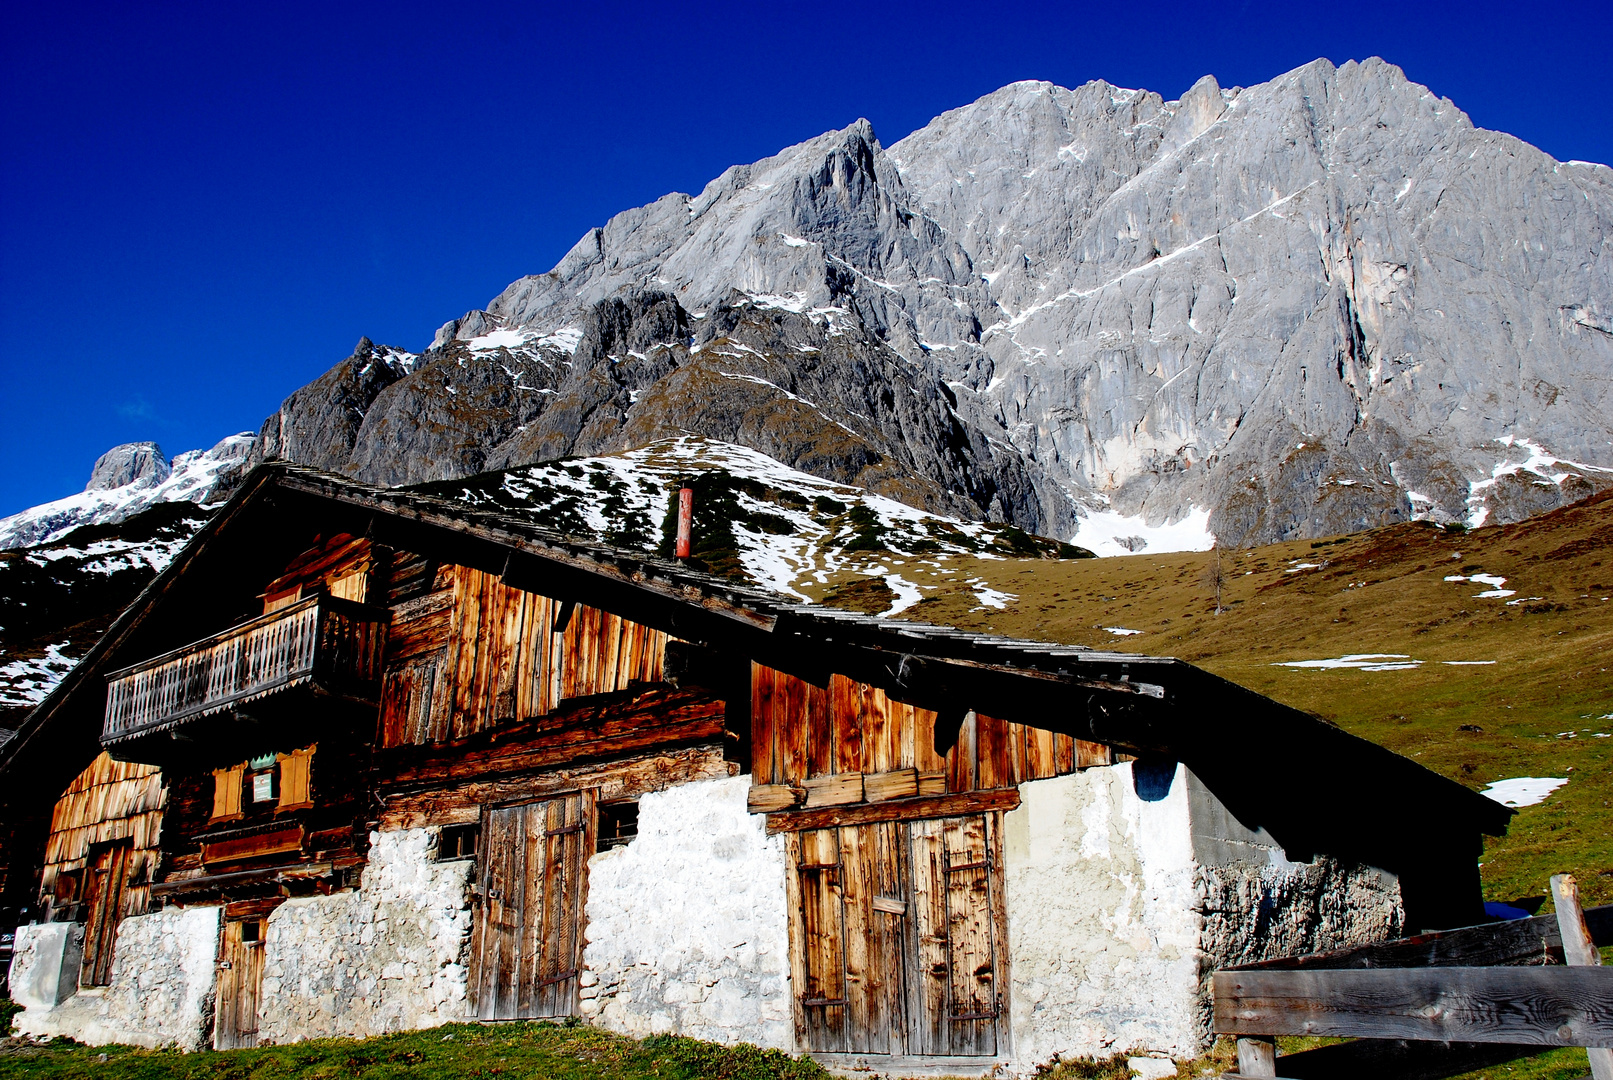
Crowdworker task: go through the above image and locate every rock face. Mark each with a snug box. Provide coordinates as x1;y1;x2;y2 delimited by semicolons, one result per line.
253;57;1613;545
0;433;252;551
85;442;170;492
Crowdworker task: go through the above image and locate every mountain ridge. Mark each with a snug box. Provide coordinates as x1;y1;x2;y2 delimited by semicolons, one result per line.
236;56;1613;549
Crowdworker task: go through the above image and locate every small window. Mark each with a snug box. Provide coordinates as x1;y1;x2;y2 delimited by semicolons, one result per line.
438;823;479;861
249;769;276;803
597;802;639;852
240;918;261;943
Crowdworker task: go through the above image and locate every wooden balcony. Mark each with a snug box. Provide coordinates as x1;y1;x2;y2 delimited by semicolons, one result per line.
103;595;388;757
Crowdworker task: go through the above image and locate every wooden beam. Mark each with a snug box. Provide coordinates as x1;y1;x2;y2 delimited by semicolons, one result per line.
766;788;1020;834
1552;874;1613;1080
1236;1035;1276;1078
1213;966;1613;1046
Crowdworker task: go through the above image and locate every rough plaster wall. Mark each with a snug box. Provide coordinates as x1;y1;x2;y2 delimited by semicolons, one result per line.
580;775;793;1048
1002;764;1204;1066
12;907;220;1051
257;828;475;1042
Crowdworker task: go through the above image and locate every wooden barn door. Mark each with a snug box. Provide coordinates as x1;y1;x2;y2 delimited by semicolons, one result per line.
788;814;1004;1059
473;791;594;1019
215;916;268;1049
909;814;1003;1057
80;839;132;987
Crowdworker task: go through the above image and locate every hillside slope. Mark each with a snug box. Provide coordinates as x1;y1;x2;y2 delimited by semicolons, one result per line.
855;489;1613;908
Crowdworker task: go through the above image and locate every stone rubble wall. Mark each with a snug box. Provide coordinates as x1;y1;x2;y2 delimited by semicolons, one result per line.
257;828;475;1042
1000;763;1405;1071
11;907;220;1051
1001;764;1204;1068
580;775;793;1049
1198;857;1403;971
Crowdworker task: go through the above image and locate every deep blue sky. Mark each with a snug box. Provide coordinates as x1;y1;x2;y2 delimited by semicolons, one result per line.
3;1;1609;518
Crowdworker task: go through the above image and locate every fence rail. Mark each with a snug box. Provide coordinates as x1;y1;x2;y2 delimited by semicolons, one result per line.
1214;881;1612;1080
103;595;387;743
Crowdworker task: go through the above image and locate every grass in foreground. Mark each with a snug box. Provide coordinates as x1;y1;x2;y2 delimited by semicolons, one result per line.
0;1019;830;1080
1;1023;1596;1080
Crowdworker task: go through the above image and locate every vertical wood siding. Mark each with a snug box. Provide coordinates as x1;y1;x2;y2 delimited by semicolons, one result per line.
750;664;1110;795
379;565;668;748
788;813;1007;1057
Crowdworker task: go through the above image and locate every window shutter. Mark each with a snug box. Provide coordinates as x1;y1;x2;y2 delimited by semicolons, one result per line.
276;746;315;811
329;569;367;602
211;764;245;823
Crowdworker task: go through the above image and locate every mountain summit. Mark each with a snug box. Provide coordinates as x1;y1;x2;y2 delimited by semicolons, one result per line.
184;59;1613;547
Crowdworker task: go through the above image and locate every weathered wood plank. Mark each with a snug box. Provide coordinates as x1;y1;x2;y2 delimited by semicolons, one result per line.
802;773;865;809
768;789;1020;834
974;713;1011;790
750;663;777;786
381;746;732;830
748;784;804;813
1551;874;1612;1080
830;675;864;777
807;675;834;779
863;769;919;804
909;817;948;1057
1212;966;1613;1045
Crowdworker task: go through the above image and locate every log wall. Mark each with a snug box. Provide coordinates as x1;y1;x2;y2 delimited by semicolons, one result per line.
379;565;668;747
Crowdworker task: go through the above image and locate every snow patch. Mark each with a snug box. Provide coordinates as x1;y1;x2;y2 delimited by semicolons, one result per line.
1274;654;1422;672
1481;777;1567;808
1070;506;1214;558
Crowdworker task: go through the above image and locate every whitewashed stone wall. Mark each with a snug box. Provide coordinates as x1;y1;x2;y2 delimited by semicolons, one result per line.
11;907;220;1051
580;775;793;1049
1000;763;1404;1069
1002;763;1203;1066
257;828;475;1042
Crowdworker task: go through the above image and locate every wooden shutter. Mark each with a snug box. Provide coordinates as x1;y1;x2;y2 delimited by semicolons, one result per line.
211;764;245;823
81;840;132;987
328;569;367;602
276;746;315;811
473;791;594;1020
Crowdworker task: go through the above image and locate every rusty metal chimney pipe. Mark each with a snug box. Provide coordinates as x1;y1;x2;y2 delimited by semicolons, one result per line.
675;487;693;559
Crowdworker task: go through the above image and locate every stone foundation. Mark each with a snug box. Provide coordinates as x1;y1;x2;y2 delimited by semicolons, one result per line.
11;907;220;1050
580;775;793;1048
1000;762;1403;1069
257;828;475;1042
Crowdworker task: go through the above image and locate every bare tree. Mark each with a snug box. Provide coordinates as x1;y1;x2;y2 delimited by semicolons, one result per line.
1201;546;1227;615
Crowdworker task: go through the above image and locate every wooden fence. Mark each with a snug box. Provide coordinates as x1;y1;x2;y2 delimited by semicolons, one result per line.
1214;875;1613;1079
103;595;387;743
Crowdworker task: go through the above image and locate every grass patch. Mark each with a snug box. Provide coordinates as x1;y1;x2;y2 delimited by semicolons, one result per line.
879;491;1613;907
0;1021;832;1080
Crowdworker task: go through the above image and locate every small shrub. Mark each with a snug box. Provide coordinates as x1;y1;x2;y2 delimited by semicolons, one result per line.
0;996;20;1036
644;1035;831;1080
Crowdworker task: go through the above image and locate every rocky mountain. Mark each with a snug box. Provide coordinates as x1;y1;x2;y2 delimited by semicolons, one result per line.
247;57;1613;550
0;434;253;551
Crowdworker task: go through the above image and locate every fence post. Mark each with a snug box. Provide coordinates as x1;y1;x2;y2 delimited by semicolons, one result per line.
1551;873;1613;1080
1236;1035;1277;1078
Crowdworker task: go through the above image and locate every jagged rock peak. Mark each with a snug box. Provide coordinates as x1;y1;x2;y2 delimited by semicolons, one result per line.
251;56;1613;549
86;442;170;492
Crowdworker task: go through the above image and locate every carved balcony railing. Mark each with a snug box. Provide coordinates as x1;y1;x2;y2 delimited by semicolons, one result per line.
103;595;388;746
